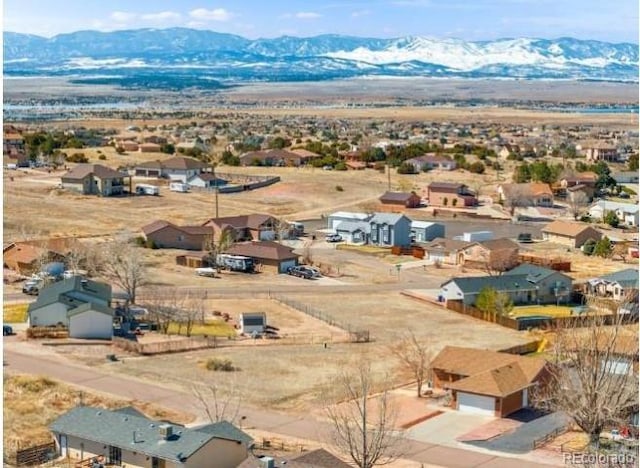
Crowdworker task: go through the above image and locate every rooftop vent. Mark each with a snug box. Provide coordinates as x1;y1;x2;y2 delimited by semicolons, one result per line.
158;424;173;440
261;456;275;468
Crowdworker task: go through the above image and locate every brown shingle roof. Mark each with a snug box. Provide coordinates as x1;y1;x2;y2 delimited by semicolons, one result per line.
136;156;208;170
479;238;520;251
225;241;298;261
62;164;128;180
431;346;548;397
3;243;49;265
542;220;599;238
141;220;173;235
428;182;465;191
500;183;553;198
424;238;475;254
379;191;417;202
142;220;212;236
203;214;274;230
288;448;352;468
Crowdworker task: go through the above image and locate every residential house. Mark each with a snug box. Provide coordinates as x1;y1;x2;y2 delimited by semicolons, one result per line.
187;173;228;189
497;183;554;208
50;406;252;468
142;220;213;251
335;220;370;244
427;182;477;207
61;164;129;196
289;148;323;163
378;191;422;208
560;172;598;189
3;243;64;275
585;268;639;302
134;156;209;182
430;346;550;417
613;171;640;184
367;213;412;247
118;141;139;152
589;200;639;227
423;238;474;266
203;214;278;242
138;143;162;153
27;277;113;339
176;139;209;154
3;126;25;154
327;212;370;231
410;221;445;243
224;241;298;273
239;448;352;468
440;263;572;306
541;220;602;248
345;161;367;170
142;135;168;145
463;238;520;272
405;154;456;172
584;145;619;162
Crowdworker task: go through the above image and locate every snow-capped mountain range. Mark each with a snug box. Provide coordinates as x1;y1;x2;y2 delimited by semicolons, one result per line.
4;28;638;84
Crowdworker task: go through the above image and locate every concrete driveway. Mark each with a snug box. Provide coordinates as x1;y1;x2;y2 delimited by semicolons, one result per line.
407;410;495;446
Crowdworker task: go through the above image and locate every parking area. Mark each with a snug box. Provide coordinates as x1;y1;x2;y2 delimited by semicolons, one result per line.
407;409;496;446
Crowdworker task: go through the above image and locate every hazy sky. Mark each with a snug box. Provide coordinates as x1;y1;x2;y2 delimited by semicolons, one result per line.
4;0;639;43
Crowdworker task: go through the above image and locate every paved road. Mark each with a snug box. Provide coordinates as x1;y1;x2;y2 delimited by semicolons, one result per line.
4;348;559;468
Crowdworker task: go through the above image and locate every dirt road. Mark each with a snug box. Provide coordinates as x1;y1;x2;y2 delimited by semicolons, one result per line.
4;347;558;468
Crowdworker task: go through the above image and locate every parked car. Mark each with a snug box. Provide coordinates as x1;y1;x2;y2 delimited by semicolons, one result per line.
3;325;13;336
22;279;41;295
517;233;533;243
326;234;343;243
287;266;314;279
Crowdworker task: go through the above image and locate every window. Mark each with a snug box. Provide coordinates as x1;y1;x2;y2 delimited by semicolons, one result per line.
108;446;122;465
382;226;390;243
177;235;184;242
371;229;378;242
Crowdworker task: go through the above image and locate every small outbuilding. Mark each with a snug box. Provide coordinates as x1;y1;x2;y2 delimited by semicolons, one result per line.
239;312;266;335
379;191;422;208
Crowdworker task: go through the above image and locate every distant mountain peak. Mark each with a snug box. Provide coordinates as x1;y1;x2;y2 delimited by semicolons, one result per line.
3;28;638;83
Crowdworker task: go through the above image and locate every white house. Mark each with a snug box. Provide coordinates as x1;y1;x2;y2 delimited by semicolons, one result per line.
589;200;639;227
27;277;114;339
134;156;209;183
327;211;370;231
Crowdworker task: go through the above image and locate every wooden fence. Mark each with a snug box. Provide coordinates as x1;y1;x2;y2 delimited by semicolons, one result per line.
533;425;569;449
26;327;69;339
445;300;636;331
112;335;222;355
16;441;56;466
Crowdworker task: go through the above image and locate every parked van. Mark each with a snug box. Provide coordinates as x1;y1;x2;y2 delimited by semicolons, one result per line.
135;184;160;196
169;182;190;193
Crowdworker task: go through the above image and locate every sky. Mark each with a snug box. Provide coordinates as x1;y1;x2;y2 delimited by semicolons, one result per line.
3;0;639;43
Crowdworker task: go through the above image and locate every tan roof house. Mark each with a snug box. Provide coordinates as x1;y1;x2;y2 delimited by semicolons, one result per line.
430;346;550;417
541;220;602;248
142;220;213;251
497;183;554;208
462;238;520;272
224;241;298;273
61;164;129;196
202;214;278;242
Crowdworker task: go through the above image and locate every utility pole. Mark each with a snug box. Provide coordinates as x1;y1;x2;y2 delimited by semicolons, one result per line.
212;162;219;218
387;162;391;191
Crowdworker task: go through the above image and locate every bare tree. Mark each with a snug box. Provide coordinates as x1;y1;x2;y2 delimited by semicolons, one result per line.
325;361;403;468
100;236;147;304
568;190;589;220
180;291;207;337
141;287;182;334
389;331;432;398
192;376;243;424
532;304;638;449
502;185;532;217
203;228;235;269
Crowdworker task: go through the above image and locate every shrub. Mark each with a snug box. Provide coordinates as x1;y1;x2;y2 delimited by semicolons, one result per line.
468;161;485;174
205;358;237;372
397;162;417;174
334;161;347;171
335;185;344;192
452;198;458;207
134;236;146;247
66;153;89;163
98;154;107;160
443;197;449;206
145;238;158;249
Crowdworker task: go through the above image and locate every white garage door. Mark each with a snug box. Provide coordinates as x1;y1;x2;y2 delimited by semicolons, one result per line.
279;259;297;273
457;392;495;416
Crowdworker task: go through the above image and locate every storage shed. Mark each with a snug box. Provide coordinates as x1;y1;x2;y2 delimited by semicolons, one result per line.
239;312;266;335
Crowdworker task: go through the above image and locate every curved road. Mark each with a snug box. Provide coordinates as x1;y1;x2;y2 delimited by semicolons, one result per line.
4;348;558;468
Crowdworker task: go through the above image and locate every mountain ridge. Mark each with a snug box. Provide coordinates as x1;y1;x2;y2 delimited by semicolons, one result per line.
4;28;638;83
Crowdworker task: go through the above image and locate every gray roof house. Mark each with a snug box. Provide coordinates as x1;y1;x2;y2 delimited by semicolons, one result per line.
368;213;412;247
410;221;445;243
585;268;639;302
335;220;371;244
27;277;114;339
440;263;572;306
50;406;252;468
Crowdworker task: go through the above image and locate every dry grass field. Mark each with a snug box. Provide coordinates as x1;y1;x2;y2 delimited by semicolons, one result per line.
2;374;193;463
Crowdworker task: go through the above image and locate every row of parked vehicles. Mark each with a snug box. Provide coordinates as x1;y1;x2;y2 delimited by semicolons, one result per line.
22;263;80;295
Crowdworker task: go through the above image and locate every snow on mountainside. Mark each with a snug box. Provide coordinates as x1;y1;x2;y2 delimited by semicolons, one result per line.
3;29;638;82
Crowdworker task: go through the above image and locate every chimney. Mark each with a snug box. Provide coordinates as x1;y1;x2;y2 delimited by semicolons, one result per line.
158;424;173;440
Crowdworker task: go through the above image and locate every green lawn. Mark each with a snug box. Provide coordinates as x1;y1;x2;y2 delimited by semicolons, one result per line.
510;305;577;318
4;303;29;323
166;320;236;337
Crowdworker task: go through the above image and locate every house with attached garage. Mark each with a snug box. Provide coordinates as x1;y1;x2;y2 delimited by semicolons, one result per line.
410;221;445;243
187;173;228;189
541;220;602;248
61;164;130;196
328;212;412;247
462;238;520;272
440;263;572;306
141;220;213;251
497;183;554;208
584;268;639;302
405;154;457;172
27;277;114;339
423;238;475;265
202;214;278;242
427;182;478;207
430;346;551;417
134;156;209;182
49;406;252;468
588;200;639;227
224;241;298;273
